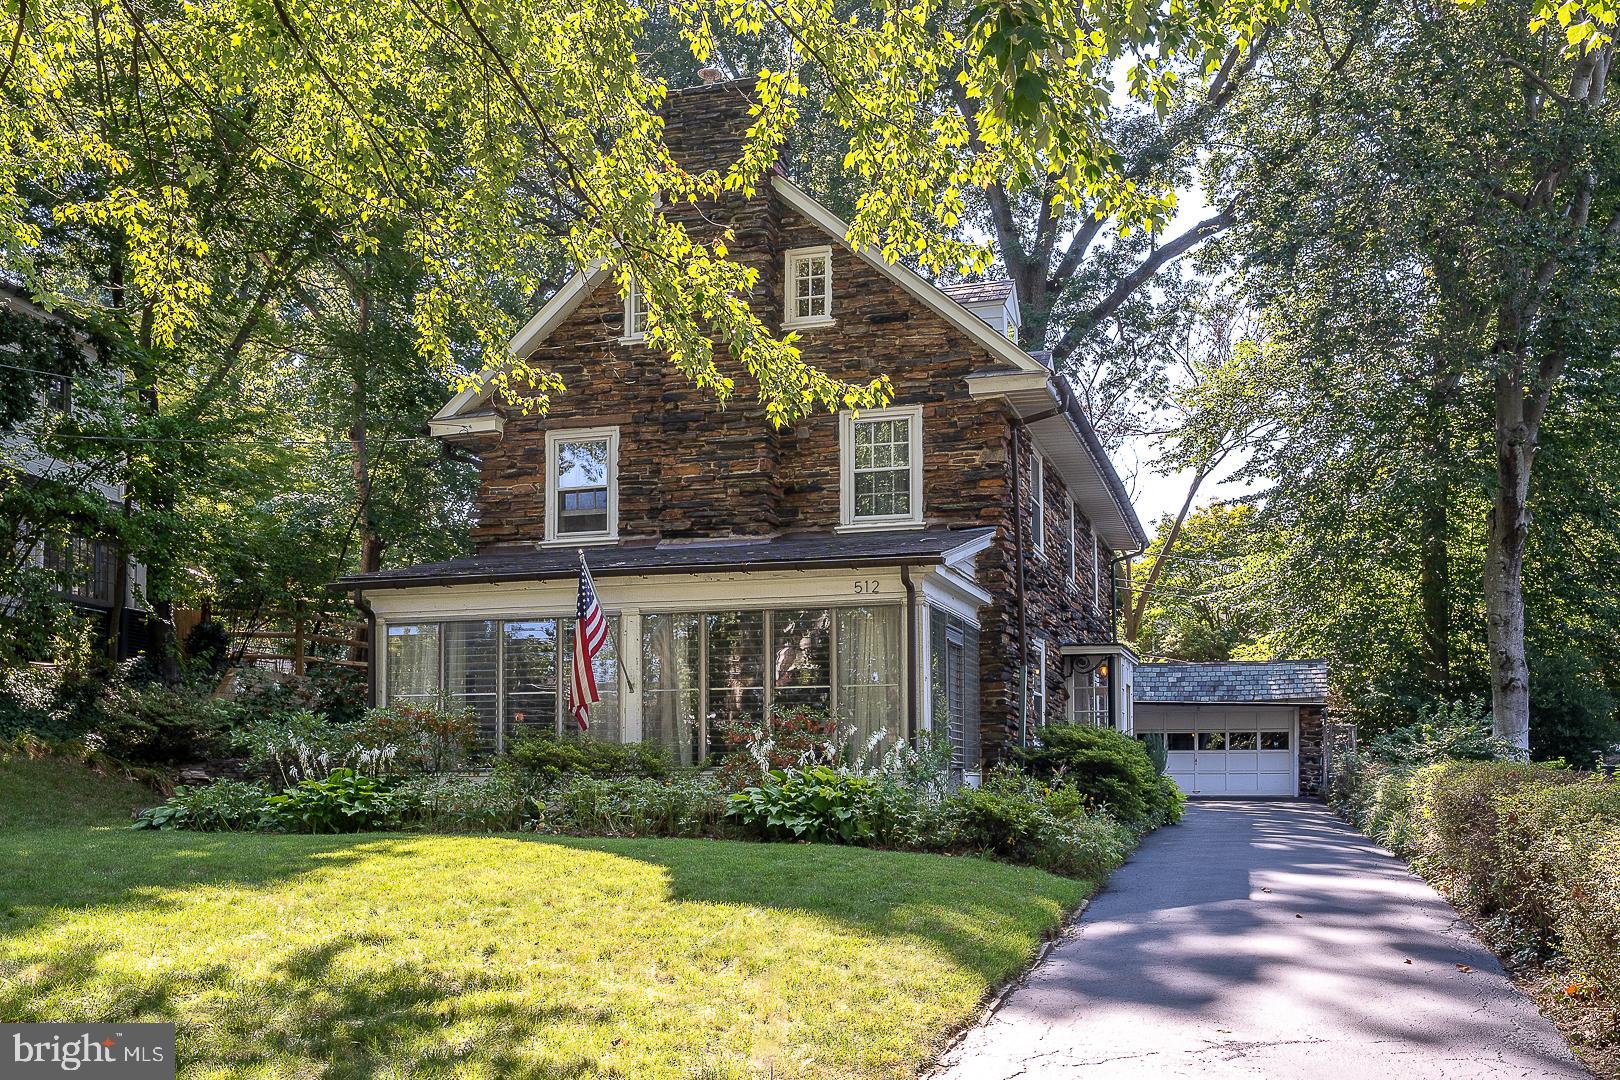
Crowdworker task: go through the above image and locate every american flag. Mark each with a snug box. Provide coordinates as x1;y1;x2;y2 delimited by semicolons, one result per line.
570;555;609;731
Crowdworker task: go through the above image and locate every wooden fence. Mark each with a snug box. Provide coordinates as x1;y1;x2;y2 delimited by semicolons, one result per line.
179;600;368;676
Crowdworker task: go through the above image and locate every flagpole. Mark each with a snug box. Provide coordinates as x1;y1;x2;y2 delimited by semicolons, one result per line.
579;549;635;693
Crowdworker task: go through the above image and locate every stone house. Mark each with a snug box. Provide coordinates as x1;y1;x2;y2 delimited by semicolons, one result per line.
336;78;1152;781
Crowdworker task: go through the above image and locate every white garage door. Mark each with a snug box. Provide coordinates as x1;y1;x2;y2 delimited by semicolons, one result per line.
1135;705;1298;797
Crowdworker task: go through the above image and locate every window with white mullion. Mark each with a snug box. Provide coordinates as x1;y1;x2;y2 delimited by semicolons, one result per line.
1067;501;1077;584
784;247;832;326
1030;452;1045;555
841;406;923;527
546;427;618;541
622;278;648;342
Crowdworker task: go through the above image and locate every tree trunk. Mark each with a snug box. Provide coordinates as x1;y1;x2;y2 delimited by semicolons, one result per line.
1484;370;1534;756
1124;468;1208;641
1416;361;1457;692
345;279;383;576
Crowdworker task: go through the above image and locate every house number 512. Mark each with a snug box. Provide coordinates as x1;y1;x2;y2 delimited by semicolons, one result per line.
853;580;880;594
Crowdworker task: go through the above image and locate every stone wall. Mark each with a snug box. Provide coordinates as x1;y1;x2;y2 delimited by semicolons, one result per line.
1298;703;1326;798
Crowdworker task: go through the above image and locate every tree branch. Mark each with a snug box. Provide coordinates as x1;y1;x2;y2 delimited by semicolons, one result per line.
1052;208;1237;363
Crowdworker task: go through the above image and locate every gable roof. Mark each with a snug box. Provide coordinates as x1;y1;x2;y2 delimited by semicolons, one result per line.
1134;661;1331;705
335;526;996;590
426;171;1145;550
940;280;1014;305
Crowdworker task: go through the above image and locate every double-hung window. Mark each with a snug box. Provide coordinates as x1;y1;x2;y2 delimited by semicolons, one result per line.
1029;452;1045;556
545;427;618;542
1067;501;1077;584
784;246;833;327
1030;639;1047;728
839;406;923;528
622;279;648;343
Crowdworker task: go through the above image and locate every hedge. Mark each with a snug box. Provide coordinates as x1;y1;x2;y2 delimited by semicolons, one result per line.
1338;759;1620;1008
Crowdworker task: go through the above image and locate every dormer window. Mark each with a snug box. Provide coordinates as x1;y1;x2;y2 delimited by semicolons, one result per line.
784;246;833;328
839;406;923;529
622;279;648;343
545;427;619;542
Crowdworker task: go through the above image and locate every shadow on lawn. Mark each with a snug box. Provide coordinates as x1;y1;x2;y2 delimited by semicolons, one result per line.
0;830;1079;1077
1;933;604;1079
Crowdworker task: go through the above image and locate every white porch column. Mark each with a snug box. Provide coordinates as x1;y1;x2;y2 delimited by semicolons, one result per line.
619;608;642;743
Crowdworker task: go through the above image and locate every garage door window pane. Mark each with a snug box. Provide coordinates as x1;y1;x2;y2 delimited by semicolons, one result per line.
1165;732;1194;752
1260;731;1291;750
1199;731;1228;751
1227;731;1258;750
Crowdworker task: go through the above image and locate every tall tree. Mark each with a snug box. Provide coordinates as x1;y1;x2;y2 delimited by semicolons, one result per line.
1212;0;1620;750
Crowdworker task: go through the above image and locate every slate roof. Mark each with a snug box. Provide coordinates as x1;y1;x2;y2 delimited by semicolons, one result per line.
335;527;995;591
1134;661;1330;704
940;279;1015;305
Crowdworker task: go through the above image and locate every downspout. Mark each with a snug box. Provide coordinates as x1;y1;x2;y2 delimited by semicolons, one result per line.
352;589;378;708
901;564;919;741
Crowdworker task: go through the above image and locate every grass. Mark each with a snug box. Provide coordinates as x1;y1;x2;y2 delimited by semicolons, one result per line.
0;761;1089;1079
0;752;156;829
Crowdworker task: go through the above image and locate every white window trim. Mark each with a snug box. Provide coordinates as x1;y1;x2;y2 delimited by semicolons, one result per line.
1067;501;1077;584
543;426;620;545
1030;452;1045;556
783;245;835;329
620;279;647;344
838;405;924;531
1032;639;1047;726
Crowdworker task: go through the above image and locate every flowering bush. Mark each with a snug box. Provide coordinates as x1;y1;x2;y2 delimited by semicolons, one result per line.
263;768;397;833
358;702;481;773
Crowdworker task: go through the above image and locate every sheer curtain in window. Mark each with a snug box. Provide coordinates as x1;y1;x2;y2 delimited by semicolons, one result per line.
641;613;700;766
836;606;903;756
386;624;440;704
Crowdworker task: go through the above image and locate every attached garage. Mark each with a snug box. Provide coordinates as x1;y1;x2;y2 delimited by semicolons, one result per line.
1133;661;1330;799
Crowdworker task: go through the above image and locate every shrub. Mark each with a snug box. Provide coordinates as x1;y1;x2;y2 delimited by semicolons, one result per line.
390;772;538;832
1333;759;1620;1018
1529;652;1620;766
1361;699;1512;768
358;702;482;773
232;709;384;784
91;685;238;764
506;731;670;782
263;768;397;833
727;766;884;845
540;774;730;838
928;767;1132;880
1018;723;1183;828
132;780;269;832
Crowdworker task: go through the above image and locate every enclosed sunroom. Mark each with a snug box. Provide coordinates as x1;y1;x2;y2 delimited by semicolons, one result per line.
338;528;994;777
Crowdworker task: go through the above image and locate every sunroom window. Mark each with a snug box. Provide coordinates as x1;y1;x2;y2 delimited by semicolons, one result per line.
840;406;923;528
546;428;617;541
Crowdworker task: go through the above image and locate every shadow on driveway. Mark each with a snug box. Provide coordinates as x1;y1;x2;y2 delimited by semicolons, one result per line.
934;800;1587;1079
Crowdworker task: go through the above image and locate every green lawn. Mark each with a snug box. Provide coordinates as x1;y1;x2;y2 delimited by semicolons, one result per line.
0;762;1087;1079
0;753;156;829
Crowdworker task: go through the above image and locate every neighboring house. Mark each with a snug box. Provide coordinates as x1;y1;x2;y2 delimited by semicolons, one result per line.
1133;660;1331;798
1;284;148;658
336;76;1147;780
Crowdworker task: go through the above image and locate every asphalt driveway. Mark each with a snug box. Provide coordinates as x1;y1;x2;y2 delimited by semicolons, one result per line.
934;800;1585;1079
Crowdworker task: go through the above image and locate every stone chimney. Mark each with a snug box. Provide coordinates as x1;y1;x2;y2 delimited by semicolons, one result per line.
661;75;758;176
